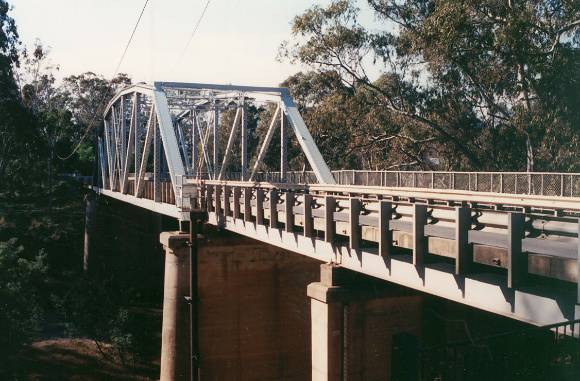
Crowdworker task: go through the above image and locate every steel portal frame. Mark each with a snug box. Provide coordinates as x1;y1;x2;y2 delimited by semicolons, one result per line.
97;82;335;206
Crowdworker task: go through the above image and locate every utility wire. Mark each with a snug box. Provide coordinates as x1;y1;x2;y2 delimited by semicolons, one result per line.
59;0;150;160
173;0;212;69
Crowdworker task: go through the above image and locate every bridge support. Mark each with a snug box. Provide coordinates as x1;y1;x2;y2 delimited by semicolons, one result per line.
308;264;348;381
308;264;423;381
83;192;97;272
159;231;191;381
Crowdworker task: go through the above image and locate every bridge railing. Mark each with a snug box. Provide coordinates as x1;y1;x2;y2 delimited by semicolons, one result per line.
235;170;580;198
332;170;580;197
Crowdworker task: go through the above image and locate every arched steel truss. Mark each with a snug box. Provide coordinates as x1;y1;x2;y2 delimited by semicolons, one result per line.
97;82;336;212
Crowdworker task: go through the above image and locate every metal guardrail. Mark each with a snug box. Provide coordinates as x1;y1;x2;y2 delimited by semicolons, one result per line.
247;170;580;198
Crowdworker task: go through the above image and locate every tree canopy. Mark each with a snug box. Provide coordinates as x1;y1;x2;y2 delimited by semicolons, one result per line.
280;0;580;171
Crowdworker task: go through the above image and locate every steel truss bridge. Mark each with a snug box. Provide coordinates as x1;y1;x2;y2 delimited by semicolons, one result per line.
93;81;580;336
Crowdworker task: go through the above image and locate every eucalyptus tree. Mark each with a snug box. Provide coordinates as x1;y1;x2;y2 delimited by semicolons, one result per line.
59;72;131;173
18;43;73;199
0;0;35;188
281;0;580;171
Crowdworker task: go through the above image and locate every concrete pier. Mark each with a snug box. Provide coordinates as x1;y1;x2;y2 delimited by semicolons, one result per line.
159;231;191;381
83;192;96;272
197;228;320;380
308;264;423;381
158;227;425;380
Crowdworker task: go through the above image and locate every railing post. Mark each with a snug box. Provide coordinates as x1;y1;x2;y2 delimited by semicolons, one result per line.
413;204;427;269
561;174;564;197
378;201;392;258
508;212;526;288
325;196;336;243
349;198;361;250
233;187;241;219
214;185;221;216
205;185;213;213
303;194;314;238
455;206;472;275
256;188;265;225
285;191;295;232
244;188;252;223
199;185;206;211
223;185;230;217
269;189;279;228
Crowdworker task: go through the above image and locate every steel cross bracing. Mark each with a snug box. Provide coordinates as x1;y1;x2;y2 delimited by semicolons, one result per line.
93;82;580;336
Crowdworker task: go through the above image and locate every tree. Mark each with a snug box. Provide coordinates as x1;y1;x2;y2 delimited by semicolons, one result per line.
59;71;131;174
17;42;76;203
280;0;580;171
17;46;133;187
0;239;47;376
0;0;36;188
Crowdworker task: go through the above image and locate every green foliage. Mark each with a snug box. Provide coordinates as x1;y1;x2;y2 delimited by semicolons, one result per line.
59;275;158;365
0;238;47;373
280;0;580;171
0;0;38;188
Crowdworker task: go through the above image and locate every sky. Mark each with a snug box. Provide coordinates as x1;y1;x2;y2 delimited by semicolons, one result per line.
10;0;381;86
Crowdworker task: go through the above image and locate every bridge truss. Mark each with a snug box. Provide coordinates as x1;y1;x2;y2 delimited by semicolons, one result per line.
93;82;580;335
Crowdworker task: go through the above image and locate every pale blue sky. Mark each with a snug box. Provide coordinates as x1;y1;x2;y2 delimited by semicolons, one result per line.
11;0;382;86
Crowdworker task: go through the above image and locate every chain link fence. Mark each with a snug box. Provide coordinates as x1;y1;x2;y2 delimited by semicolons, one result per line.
333;170;580;197
186;170;580;197
250;171;580;197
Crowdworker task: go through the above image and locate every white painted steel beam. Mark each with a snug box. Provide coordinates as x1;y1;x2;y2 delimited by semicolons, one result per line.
135;107;156;197
153;87;186;193
280;90;335;184
249;105;281;181
93;186;182;219
121;95;136;194
217;107;241;180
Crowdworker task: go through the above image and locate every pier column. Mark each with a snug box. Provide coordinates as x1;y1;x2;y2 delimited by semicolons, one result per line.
308;264;349;381
308;264;423;381
160;231;191;381
83;192;97;272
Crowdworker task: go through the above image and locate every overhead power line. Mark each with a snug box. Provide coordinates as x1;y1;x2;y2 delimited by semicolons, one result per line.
174;0;212;68
59;0;150;160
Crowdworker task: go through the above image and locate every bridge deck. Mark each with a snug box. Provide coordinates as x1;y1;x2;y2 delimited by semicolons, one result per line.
92;82;580;335
93;177;580;335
